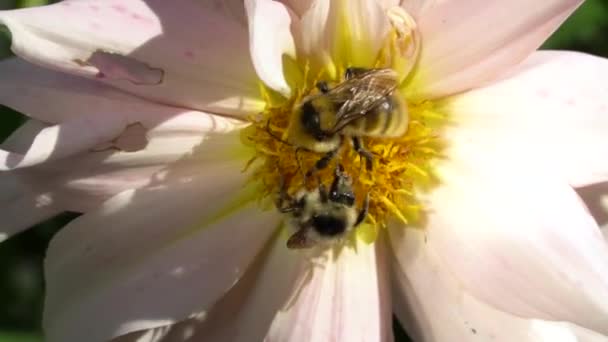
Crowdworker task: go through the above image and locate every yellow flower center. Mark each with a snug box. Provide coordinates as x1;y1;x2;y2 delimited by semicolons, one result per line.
241;6;446;245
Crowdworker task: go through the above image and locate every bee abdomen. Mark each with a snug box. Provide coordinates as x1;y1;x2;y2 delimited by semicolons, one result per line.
383;95;409;137
350;96;408;138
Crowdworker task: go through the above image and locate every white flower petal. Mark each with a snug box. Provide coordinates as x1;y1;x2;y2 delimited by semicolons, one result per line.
9;123;242;213
266;240;393;342
245;0;297;96
43;165;278;342
0;1;263;116
0;120;59;238
296;0;391;71
417;149;608;334
390;227;608;341
279;0;312;16
0;112;129;170
0;119;242;239
408;0;583;98
296;0;331;68
113;233;305;342
0;58;240;170
443;51;608;188
0;174;59;242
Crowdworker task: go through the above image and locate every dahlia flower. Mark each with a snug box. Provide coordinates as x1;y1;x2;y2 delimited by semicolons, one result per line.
1;0;608;341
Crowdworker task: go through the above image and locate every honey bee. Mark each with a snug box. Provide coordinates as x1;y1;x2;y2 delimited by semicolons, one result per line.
286;67;409;176
276;165;369;249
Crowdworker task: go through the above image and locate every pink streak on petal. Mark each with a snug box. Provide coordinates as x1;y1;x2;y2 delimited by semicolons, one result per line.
183;50;195;59
536;88;550;99
111;4;127;13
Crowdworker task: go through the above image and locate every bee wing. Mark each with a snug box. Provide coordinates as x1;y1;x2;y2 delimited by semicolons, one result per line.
327;69;399;134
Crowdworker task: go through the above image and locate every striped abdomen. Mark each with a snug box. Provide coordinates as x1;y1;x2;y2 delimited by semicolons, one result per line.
343;95;409;138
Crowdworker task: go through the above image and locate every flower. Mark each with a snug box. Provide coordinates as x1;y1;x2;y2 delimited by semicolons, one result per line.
1;0;608;341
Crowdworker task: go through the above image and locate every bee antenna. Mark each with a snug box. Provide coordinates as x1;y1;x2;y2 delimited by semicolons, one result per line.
265;119;292;146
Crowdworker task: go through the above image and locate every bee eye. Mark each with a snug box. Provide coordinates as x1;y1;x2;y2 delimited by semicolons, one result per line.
311;215;346;237
301;102;323;139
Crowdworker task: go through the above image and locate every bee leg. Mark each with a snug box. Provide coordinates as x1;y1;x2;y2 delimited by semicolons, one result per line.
305;147;339;179
265;119;292;146
329;164;356;206
276;174;297;213
287;226;315;249
352;137;373;171
355;192;370;226
318;178;329;203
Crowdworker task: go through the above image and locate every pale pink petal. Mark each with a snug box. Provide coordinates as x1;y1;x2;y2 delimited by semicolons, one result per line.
0;59;240;169
279;0;312;16
266;240;392;342
399;0;426;17
414;146;608;334
378;0;401;8
0;174;60;242
390;227;608;341
407;0;582;99
0;58;243;126
443;51;608;187
43;166;279;342
0;112;129;170
283;0;400;17
2;118;242;216
245;0;297;95
0;120;59;238
113;238;392;342
24;130;244;212
425;51;608;332
113;233;305;342
0;0;263;116
295;0;330;68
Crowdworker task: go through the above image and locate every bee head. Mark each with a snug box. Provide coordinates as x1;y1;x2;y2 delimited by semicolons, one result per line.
300;101;326;141
310;214;347;237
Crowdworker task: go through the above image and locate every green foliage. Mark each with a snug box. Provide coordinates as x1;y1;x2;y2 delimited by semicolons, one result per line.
542;0;608;56
0;1;607;341
0;332;42;342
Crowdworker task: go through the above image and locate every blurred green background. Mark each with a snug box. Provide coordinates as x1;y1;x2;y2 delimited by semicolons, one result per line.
0;0;607;341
